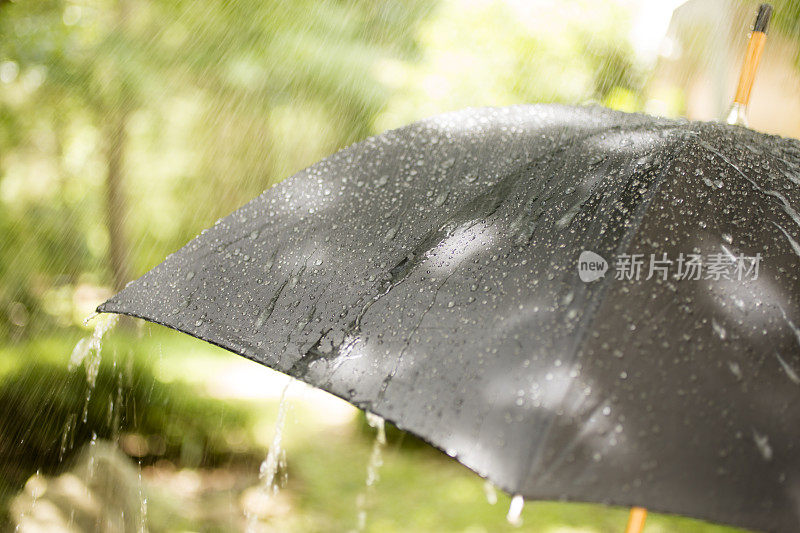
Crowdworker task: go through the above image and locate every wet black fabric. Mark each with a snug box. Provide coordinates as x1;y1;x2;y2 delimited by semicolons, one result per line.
100;105;800;532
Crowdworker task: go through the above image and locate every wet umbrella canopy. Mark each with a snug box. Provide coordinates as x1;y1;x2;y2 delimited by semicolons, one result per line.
99;105;800;532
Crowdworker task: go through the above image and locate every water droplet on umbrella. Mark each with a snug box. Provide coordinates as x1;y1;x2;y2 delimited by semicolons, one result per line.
775;352;800;384
728;361;742;380
712;319;726;340
383;224;399;242
753;430;773;461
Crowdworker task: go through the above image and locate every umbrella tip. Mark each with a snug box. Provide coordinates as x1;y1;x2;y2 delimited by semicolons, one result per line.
754;3;773;34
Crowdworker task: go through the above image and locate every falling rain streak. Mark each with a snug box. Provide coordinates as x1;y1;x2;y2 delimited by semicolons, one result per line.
506;494;524;527
70;314;119;386
354;413;387;533
246;378;293;531
60;314;119;461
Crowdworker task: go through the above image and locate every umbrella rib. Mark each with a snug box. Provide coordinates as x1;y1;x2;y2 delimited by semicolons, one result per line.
515;135;692;491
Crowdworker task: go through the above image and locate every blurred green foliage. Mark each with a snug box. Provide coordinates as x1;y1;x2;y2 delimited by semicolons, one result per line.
772;0;800;67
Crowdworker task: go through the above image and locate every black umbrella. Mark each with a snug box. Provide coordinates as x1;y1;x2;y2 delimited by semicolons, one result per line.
99;104;800;532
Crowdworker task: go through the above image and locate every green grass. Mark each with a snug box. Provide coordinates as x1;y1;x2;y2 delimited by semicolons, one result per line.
0;325;749;532
0;326;260;528
274;412;748;533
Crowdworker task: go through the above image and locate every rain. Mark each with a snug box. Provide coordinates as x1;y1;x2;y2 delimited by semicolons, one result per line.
2;1;800;532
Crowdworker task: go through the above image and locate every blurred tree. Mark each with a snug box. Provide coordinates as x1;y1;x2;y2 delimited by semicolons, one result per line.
100;0;135;292
582;40;642;107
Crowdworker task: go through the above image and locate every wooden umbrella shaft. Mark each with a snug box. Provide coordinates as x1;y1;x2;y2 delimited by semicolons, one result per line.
733;30;767;106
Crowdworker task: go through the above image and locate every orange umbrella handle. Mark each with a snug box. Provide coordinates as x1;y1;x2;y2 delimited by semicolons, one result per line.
625;507;647;533
733;4;772;107
733;30;767;106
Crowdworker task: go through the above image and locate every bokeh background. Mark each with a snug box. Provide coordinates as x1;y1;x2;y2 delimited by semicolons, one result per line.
1;0;799;531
